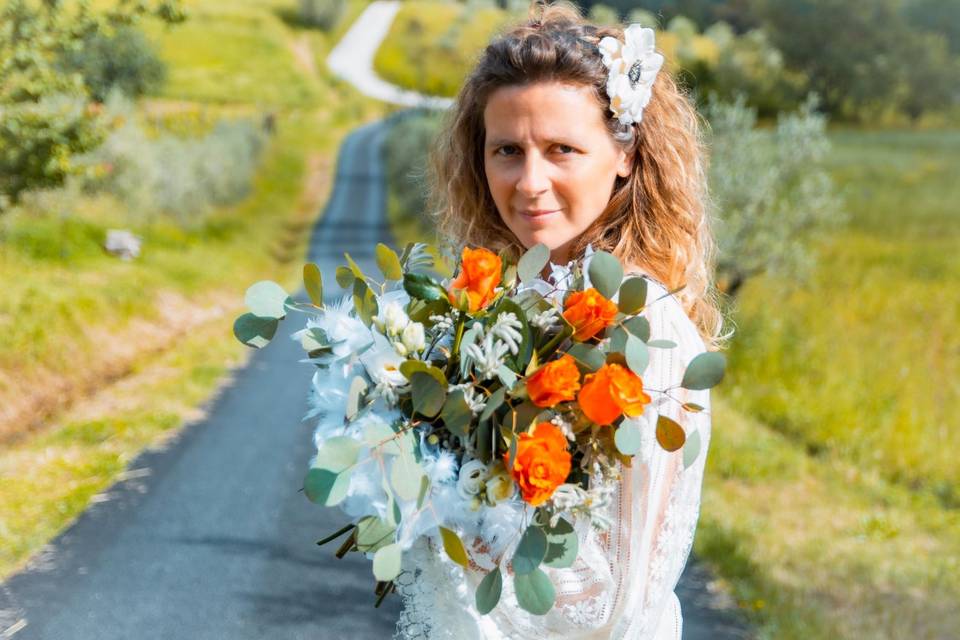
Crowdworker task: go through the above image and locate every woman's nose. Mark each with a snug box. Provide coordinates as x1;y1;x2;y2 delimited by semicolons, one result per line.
515;153;550;195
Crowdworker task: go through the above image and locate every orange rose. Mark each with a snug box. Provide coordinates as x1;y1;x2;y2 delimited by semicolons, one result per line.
562;288;618;341
448;247;502;312
504;422;572;506
526;354;581;408
577;363;652;425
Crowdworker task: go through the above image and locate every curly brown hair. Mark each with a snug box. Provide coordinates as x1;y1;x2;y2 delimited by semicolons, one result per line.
426;0;727;350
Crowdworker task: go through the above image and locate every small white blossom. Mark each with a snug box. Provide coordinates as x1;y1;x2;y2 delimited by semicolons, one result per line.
429;313;454;334
550;414;575;441
401;321;426;354
530;307;560;331
378;301;409;336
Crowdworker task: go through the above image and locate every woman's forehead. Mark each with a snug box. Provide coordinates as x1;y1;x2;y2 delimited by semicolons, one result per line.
483;81;606;143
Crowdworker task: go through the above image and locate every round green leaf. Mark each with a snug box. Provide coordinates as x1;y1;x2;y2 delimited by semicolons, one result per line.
245;281;289;319
303;468;351;506
391;452;426;501
568;343;605;371
624;316;651;342
518;243;550;284
439;526;469;567
514;568;556;615
615;420;644;455
647;339;677;349
441;390;472;439
618;277;648;315
683;429;702;469
233;313;278;348
404;273;446;302
624;334;649;377
680;352;727;390
373;543;403;581
314;436;361;472
356;516;396;552
411;371;447;418
480;387;506;422
303;263;323;307
512;526;547;575
476;567;503;615
587;251;623;299
682;402;705;413
543;518;578;569
376;243;403;281
656;415;686;452
335;266;355;289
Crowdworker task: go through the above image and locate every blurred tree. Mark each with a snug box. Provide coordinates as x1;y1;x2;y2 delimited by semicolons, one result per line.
704;94;845;297
903;0;960;54
59;26;167;102
588;3;621;25
579;0;760;32
0;0;185;208
298;0;347;31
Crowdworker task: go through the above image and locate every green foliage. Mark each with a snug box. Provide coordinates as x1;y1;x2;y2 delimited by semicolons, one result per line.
904;0;960;54
80;98;266;227
587;3;619;25
298;0;347;31
0;0;185;207
704;94;845;295
59;26;167;102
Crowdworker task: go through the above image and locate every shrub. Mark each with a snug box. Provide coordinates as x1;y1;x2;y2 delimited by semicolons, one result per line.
58;27;167;102
298;0;347;30
382;109;443;230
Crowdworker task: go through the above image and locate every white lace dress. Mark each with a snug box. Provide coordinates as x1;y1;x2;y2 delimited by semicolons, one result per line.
393;278;711;640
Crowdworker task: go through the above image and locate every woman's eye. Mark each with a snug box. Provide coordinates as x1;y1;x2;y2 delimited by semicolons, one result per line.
556;144;575;154
497;145;519;156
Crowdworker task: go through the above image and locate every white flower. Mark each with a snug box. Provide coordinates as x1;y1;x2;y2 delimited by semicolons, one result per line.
378;301;409;336
490;312;523;356
300;294;372;361
361;333;408;404
484;464;517;505
401;321;426;354
463;331;512;381
530;306;559;331
598;24;664;126
457;459;489;500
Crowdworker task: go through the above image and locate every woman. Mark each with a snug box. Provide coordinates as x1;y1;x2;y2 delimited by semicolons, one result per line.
394;2;726;638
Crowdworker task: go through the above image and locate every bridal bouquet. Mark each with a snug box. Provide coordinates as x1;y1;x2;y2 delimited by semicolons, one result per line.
233;241;725;616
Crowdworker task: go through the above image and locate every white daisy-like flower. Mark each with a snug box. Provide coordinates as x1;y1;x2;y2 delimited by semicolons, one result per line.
598;24;664;126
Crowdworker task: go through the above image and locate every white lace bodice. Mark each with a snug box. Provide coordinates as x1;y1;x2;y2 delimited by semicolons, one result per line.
394;279;712;639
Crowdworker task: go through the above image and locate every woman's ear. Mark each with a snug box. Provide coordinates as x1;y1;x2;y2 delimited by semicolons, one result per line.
616;149;634;178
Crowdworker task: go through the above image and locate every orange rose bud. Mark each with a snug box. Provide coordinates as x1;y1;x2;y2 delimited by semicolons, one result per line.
447;247;502;312
526;354;581;408
577;363;652;425
562;288;618;341
504;422;572;506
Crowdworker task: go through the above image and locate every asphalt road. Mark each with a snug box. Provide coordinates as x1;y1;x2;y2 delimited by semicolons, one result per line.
0;117;750;640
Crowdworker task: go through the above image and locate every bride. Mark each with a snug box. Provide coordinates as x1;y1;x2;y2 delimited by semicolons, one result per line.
392;2;726;638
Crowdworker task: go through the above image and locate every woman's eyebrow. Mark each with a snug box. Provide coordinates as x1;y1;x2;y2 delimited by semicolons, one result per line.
485;136;580;148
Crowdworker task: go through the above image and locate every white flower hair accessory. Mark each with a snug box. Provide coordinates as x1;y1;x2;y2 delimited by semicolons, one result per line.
598;24;665;126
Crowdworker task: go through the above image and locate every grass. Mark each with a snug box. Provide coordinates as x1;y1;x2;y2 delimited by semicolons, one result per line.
0;0;391;578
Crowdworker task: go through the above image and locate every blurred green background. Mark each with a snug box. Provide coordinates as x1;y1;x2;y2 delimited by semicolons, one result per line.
1;1;957;638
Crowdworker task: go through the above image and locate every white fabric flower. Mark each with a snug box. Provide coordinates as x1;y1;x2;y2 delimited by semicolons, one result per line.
456;459;489;500
598;24;664;126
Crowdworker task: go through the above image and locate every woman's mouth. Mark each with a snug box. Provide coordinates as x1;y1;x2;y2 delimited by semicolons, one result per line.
517;209;561;226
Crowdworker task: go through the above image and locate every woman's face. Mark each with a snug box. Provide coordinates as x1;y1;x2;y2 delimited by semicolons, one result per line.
483;80;632;265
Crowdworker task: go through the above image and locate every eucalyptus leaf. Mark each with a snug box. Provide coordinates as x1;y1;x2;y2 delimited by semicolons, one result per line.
346;376;368;421
400;361;447;387
303;467;351;506
647;339;677;349
303;263;323;307
439;526;469;567
373;543;402;581
624;316;651;342
614;420;644;455
480;387;507;422
335;265;355;288
680;352;727;390
624;334;649;377
514;568;556;615
512;526;547;575
376;243;403;281
391;451;426;501
682;402;705;413
518;243;550;284
568;343;605;372
344;252;365;279
441;390;472;439
683;429;702;469
543;518;578;569
356;516;396;552
416;475;431;509
618;277;648;314
233;313;278;348
314;436;361;472
476;567;503;615
587;251;623;299
411;371;447;418
656;415;686;452
245;281;289;319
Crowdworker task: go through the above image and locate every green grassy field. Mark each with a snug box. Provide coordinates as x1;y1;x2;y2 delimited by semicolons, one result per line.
0;0;390;578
